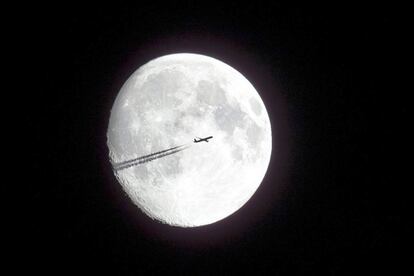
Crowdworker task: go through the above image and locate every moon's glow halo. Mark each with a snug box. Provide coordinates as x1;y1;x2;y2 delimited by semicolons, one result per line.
107;53;272;227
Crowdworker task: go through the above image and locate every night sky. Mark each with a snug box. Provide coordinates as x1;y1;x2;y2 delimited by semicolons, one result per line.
24;2;406;274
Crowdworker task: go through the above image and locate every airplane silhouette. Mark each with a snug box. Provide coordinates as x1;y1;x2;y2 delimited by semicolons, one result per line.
193;136;213;143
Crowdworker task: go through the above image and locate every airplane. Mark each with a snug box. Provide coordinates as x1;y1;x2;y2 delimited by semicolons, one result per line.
193;136;213;143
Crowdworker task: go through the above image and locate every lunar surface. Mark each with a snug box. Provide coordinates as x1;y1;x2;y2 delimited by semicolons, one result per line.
107;53;272;227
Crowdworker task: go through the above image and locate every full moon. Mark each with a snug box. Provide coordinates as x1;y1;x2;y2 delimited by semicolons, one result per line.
107;53;272;227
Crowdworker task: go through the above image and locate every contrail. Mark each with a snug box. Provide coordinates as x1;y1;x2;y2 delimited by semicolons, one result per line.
112;144;190;171
112;145;185;167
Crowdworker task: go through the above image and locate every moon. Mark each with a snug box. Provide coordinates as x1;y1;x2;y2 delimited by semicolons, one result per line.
107;53;272;227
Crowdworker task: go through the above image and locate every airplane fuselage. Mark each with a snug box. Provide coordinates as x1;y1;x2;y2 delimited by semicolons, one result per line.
194;136;213;143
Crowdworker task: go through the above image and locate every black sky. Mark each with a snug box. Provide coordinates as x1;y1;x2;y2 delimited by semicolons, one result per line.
23;2;407;274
